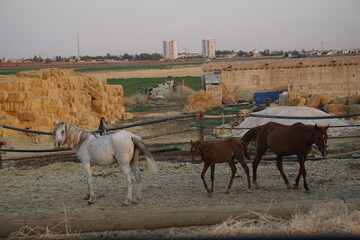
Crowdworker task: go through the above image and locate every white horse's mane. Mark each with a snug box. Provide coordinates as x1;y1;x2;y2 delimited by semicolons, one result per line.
55;122;94;150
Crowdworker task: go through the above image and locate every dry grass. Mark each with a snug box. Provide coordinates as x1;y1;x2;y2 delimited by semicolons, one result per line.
183;90;221;113
172;201;360;239
124;93;152;106
165;85;194;102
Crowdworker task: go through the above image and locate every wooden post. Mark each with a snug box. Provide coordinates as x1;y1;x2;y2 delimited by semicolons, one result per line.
197;113;205;140
0;199;358;238
0;141;4;169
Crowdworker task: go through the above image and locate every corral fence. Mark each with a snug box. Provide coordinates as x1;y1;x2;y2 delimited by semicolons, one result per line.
1;112;360;168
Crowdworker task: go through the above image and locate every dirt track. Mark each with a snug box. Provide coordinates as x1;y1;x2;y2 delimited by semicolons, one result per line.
89;66;203;80
1;154;360;218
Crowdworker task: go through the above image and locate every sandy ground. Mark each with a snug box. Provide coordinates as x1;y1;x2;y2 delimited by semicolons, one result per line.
1;156;360;218
88;66;203;80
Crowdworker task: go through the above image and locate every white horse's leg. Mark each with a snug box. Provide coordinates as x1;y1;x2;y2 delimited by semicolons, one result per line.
120;163;133;206
82;162;95;204
131;148;142;201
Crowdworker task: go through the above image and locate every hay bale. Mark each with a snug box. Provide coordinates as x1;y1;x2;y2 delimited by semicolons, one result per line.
281;98;301;106
348;95;360;105
183;91;220;113
0;91;8;101
332;96;349;105
320;93;333;105
0;68;126;139
324;104;349;114
348;104;360;120
305;94;322;108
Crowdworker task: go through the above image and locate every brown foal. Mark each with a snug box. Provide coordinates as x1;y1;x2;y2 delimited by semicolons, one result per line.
190;138;251;196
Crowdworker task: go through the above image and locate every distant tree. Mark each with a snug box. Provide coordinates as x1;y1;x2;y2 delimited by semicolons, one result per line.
122;53;134;60
135;53;152;60
237;50;248;57
151;53;162;60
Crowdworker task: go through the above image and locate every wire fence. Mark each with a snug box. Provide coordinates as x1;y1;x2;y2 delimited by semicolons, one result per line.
1;112;360;167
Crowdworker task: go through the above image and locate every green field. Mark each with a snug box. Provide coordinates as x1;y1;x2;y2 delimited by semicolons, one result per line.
107;76;202;97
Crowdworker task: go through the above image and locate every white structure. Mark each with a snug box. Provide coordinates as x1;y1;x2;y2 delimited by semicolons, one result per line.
163;40;178;59
202;38;216;58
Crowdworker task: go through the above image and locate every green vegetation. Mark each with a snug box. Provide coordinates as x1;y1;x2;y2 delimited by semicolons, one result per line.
107;76;202;97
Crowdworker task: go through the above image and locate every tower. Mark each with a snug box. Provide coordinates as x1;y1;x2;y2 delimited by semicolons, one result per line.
202;38;216;58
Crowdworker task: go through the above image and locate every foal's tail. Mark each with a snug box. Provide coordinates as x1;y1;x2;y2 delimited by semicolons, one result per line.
132;136;158;173
241;126;262;145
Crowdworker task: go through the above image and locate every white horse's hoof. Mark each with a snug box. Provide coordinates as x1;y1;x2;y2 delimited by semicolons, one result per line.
88;199;94;205
123;199;132;206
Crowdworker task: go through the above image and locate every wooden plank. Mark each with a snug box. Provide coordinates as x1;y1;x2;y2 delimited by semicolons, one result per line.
1;198;359;237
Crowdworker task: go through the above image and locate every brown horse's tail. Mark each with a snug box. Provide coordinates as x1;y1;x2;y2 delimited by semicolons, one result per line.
241;126;261;145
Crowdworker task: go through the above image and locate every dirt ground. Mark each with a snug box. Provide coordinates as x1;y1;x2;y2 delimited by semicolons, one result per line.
88;66;203;80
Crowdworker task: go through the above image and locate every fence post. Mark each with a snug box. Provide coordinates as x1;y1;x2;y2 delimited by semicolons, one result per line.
197;113;205;141
98;117;107;136
0;141;5;169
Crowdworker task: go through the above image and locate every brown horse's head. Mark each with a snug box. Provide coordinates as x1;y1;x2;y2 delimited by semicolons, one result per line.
190;140;202;163
314;124;329;157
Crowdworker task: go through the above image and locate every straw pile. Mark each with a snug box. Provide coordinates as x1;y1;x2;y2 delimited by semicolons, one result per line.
193;202;360;238
183;90;220;113
0;68;130;137
280;92;360;119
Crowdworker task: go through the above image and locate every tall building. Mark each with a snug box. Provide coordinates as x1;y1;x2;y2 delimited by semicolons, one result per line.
163;40;178;59
202;38;216;58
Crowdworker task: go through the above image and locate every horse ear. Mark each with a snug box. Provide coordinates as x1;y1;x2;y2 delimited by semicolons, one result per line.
314;124;318;130
55;120;59;124
325;124;330;131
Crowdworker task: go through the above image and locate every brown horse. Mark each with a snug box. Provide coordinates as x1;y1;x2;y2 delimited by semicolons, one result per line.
241;122;329;191
190;138;251;196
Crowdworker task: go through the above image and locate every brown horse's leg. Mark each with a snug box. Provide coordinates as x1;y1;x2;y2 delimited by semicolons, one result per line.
275;155;291;189
252;145;267;188
226;159;237;194
294;168;301;189
297;154;309;191
201;163;210;193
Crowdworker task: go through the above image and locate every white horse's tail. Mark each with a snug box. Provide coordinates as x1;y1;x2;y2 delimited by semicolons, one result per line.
132;137;158;173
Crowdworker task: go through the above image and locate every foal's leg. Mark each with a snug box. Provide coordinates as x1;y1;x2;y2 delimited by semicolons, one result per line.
201;163;210;193
226;159;237;194
275;155;291;189
82;161;95;204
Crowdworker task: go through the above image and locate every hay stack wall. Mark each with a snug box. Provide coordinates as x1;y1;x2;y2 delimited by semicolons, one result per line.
0;68;128;137
202;56;360;104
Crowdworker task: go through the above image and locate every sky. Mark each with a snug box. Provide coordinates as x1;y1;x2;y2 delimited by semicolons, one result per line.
0;0;359;59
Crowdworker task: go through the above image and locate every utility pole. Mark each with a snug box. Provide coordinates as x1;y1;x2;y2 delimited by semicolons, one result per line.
77;34;80;59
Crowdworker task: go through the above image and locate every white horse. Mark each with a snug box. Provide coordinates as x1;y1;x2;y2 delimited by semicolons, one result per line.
54;121;158;205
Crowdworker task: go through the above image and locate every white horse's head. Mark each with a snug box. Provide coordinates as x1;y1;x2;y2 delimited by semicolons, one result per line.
54;120;67;150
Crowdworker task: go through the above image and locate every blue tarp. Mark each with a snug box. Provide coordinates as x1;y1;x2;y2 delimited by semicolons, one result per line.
254;91;283;104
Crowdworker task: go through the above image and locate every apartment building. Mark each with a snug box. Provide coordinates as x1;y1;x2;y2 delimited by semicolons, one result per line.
163;40;178;59
202;38;216;58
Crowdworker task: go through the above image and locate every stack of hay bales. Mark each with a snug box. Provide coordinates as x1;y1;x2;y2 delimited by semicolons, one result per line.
183;90;220;113
280;92;360;119
0;68;131;137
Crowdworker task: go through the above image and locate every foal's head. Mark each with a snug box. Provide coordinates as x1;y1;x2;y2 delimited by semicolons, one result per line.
54;121;67;150
190;140;202;163
313;124;329;157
